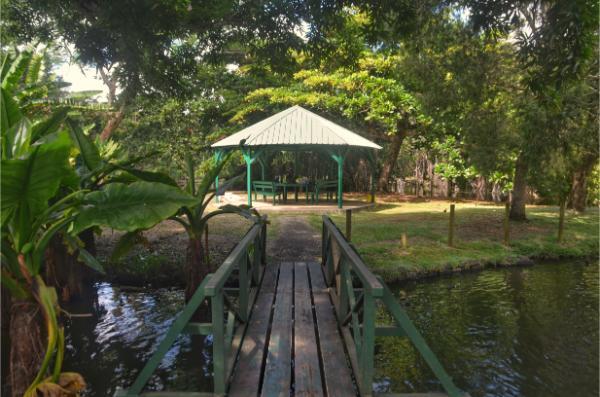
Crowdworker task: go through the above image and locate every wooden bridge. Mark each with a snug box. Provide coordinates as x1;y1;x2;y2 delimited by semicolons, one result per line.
116;216;467;397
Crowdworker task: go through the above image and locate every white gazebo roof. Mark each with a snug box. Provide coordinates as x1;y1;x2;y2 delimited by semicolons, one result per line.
211;105;382;150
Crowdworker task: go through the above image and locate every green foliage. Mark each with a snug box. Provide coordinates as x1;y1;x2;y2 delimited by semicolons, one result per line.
73;182;198;234
431;136;476;185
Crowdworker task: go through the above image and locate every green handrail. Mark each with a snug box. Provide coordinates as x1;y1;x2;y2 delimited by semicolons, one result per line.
321;215;467;397
115;218;267;397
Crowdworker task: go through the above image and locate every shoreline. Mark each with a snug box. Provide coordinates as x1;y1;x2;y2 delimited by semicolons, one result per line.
382;252;599;284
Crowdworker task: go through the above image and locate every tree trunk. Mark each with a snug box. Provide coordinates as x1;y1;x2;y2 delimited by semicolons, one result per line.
99;103;126;141
568;156;597;212
472;176;486;201
510;154;528;220
377;131;406;192
44;230;96;303
9;300;44;397
184;236;211;320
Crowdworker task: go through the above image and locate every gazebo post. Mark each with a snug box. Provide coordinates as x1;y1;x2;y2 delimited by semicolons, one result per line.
214;149;223;203
329;149;346;209
242;148;262;207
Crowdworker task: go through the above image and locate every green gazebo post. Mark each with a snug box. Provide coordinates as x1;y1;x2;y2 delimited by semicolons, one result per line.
329;149;346;209
214;149;223;203
242;148;262;207
210;106;382;209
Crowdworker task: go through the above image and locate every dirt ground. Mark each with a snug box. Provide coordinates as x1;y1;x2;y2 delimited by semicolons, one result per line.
267;216;320;263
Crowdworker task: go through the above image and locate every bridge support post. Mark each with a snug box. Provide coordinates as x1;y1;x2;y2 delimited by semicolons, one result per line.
360;293;376;396
212;293;226;395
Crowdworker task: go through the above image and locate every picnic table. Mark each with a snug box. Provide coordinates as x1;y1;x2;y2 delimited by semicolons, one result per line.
274;182;312;203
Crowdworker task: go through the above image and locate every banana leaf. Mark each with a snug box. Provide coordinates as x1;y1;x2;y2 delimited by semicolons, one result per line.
72;181;200;234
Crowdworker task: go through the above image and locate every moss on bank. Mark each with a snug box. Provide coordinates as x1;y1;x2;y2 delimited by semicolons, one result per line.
308;201;599;282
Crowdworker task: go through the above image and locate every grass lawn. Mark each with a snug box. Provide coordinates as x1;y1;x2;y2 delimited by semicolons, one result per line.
307;201;599;282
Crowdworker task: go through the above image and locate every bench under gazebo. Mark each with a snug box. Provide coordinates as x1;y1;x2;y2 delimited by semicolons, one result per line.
211;106;381;208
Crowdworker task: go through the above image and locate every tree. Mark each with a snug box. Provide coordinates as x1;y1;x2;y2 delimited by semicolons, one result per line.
458;0;599;219
1;55;200;396
233;56;429;191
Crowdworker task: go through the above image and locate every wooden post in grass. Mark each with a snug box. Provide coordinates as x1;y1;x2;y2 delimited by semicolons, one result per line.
503;202;510;245
401;233;408;249
448;204;455;247
558;200;566;243
346;209;352;242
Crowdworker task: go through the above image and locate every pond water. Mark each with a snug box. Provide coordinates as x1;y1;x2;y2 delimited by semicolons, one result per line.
62;260;598;397
375;260;599;397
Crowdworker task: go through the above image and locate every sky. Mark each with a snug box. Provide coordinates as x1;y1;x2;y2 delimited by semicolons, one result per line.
56;61;109;101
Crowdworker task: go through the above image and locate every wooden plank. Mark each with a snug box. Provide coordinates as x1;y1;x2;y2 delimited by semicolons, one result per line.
294;263;324;397
308;262;357;397
261;262;294;397
228;264;279;397
261;263;279;293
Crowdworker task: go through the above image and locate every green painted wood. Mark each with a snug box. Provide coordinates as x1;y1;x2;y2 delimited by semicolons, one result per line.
214;149;223;203
359;293;376;397
205;225;261;296
378;278;465;397
228;264;278;397
294;263;324;397
212;293;226;395
308;262;356;397
182;322;212;335
342;262;362;355
261;262;294;397
126;276;212;395
322;216;383;296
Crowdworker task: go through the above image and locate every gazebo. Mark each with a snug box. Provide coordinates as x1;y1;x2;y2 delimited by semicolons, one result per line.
211;106;381;208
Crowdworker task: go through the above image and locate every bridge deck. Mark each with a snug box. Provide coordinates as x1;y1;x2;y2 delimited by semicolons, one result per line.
229;262;357;397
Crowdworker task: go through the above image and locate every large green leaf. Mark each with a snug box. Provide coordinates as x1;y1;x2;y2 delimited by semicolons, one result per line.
1;87;24;148
116;165;179;186
1;132;72;231
31;108;69;143
66;118;101;171
72;181;199;233
1;52;31;91
6;117;32;159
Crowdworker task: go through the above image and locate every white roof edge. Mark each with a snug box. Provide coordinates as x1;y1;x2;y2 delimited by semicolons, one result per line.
211;105;382;150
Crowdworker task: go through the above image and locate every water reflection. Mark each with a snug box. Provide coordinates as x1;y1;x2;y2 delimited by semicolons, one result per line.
63;283;213;396
375;261;599;397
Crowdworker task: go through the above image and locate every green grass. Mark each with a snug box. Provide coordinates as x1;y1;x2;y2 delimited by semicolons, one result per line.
307;201;599;281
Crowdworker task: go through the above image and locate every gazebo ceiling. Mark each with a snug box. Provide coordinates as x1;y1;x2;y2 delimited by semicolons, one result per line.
211;105;382;150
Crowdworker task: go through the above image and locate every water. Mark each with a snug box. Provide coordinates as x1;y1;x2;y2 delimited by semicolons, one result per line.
62;284;212;396
62;261;598;397
374;260;599;397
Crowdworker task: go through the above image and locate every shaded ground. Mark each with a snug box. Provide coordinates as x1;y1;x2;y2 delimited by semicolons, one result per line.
96;214;252;287
267;216;320;262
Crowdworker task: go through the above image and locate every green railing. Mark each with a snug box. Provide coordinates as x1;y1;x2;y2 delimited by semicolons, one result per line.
115;217;267;397
321;215;467;397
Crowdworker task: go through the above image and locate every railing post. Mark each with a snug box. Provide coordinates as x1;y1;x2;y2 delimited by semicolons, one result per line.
338;259;349;323
360;292;376;397
239;254;249;322
212;294;226;396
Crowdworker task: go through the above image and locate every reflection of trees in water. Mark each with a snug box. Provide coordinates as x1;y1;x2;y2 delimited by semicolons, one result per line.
373;262;598;397
62;284;213;396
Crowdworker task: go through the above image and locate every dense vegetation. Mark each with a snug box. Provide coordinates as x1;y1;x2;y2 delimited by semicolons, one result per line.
1;0;598;395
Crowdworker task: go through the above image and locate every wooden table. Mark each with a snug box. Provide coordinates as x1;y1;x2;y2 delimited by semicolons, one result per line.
274;182;310;203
